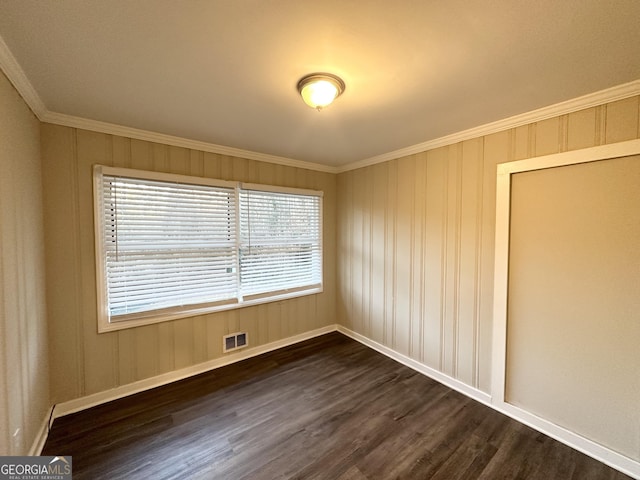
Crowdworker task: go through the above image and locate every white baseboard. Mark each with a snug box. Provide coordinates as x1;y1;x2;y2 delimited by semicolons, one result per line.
28;406;53;456
493;402;640;480
336;326;493;406
53;324;338;419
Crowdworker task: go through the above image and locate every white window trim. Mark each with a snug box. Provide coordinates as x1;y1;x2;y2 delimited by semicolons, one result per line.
491;139;640;478
93;165;323;333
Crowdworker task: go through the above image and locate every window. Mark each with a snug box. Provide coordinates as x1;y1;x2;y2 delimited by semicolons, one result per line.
239;187;322;300
93;166;323;332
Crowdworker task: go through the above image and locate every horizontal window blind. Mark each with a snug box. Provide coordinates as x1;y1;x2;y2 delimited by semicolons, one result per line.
94;166;323;330
100;174;237;318
239;189;322;297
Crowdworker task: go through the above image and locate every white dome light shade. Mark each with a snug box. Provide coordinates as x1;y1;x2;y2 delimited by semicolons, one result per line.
297;73;345;110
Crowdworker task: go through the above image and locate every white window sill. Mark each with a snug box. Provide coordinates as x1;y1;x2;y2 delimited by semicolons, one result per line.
97;285;323;333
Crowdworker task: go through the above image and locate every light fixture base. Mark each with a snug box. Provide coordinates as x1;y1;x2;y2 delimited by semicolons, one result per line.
297;73;345;110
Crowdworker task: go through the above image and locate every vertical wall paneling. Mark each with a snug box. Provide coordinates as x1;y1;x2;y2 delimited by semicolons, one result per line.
337;95;640;402
227;310;239;340
559;115;569;152
345;170;353;332
423;148;446;370
42;125;82;401
408;155;417;358
206;311;225;359
173;318;194;370
385;162;397;348
605;97;640;144
323;164;337;328
473;140;485;388
362;166;372;339
352;169;363;335
71;128;86;398
287;297;298;338
395;157;413;356
567;107;597;151
77;130;117;396
335;174;347;330
442;145;461;376
362;167;372;338
457;139;483;387
595;105;607;145
370;163;386;344
1;209;9;454
317;169;335;333
344;171;354;330
534;117;561;157
512;125;529;160
41;125;336;405
411;153;427;362
268;302;282;344
0;70;49;454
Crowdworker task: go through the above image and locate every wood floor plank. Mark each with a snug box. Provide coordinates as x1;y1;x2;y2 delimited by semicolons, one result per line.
42;332;633;479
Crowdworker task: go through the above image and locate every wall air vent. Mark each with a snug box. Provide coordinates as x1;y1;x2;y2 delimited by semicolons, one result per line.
223;332;248;353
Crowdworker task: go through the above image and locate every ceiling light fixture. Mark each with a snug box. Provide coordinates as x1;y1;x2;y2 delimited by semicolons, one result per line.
297;73;345;111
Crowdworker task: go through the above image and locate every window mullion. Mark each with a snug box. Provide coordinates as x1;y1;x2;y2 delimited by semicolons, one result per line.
234;184;243;303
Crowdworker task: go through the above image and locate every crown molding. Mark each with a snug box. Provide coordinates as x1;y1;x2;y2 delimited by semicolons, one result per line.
41;111;337;173
0;33;47;120
337;79;640;173
0;33;335;174
1;31;637;175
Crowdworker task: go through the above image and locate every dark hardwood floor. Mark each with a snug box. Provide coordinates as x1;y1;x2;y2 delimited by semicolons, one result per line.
43;332;632;479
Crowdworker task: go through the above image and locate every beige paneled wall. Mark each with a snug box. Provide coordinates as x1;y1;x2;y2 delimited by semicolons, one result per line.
0;71;49;454
41;124;336;404
337;95;640;394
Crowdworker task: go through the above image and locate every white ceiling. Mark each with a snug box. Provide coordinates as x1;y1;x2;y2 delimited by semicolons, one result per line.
1;0;639;168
